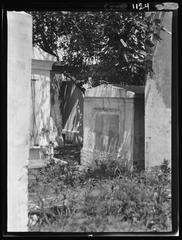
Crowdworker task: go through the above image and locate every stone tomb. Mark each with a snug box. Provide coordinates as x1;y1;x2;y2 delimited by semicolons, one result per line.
81;84;144;169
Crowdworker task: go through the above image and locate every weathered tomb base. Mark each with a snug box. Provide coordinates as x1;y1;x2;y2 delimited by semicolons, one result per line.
81;148;132;170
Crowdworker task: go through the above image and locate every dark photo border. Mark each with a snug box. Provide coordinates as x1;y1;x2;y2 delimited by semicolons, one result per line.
1;0;180;237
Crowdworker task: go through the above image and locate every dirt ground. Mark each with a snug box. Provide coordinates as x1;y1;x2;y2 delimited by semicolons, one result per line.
54;144;82;164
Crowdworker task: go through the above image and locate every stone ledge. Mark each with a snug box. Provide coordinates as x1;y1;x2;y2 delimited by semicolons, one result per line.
28;159;49;169
28;157;68;169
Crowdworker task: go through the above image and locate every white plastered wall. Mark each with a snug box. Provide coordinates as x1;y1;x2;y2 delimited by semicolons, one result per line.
7;11;32;231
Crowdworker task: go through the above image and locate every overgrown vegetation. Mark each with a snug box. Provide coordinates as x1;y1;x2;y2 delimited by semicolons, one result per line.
28;159;171;232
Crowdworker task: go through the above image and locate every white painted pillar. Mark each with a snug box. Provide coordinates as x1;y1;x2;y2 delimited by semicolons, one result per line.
145;12;172;169
7;11;32;231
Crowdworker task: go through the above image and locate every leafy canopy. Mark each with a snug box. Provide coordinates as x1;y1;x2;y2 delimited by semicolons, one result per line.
29;11;155;86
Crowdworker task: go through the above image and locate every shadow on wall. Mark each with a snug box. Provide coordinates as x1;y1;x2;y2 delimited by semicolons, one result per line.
93;113;120;153
60;81;83;145
50;71;83;146
30;75;51;146
133;94;144;170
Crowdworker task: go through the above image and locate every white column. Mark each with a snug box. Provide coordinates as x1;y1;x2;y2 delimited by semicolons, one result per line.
7;11;32;231
145;12;172;169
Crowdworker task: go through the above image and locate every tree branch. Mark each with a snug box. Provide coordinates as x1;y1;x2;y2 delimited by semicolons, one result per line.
34;15;59;60
63;71;85;94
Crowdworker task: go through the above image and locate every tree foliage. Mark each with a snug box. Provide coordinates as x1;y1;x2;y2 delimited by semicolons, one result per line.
29;11;158;86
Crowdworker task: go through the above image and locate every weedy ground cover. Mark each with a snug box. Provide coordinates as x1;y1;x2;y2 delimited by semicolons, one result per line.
28;158;171;232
